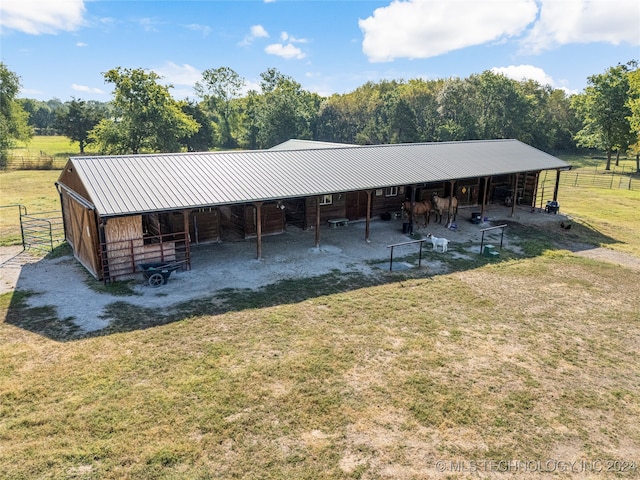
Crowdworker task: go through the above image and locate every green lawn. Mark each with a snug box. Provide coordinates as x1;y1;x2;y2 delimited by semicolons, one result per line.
10;135;100;158
1;251;639;479
0;170;62;246
1;151;640;478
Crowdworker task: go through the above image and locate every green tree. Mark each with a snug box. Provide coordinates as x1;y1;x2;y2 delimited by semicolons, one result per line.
0;63;32;161
18;98;63;134
55;98;104;153
436;77;477;141
179;100;215;152
255;69;321;148
398;79;443;142
91;67;198;154
572;63;634;170
195;67;245;148
626;66;640;171
236;90;261;150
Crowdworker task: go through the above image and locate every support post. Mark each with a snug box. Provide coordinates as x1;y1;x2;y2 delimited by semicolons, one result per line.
448;179;456;224
365;190;372;242
183;209;191;270
480;176;489;221
531;171;540;212
553;169;561;201
315;196;321;248
409;185;417;234
511;173;518;217
255;201;263;260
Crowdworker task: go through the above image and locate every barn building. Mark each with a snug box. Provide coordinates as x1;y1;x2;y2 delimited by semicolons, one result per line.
56;139;570;282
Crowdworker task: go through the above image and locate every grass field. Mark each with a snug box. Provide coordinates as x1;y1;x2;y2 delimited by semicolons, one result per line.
0;149;639;479
9;135;100;158
0;170;62;246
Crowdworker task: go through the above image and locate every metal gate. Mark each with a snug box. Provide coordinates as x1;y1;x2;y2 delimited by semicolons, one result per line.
20;209;65;253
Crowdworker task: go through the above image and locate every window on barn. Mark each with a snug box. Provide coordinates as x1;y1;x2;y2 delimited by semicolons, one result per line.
385;186;399;197
320;194;333;205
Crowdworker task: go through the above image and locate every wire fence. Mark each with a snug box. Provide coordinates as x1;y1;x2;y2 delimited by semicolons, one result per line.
1;155;67;170
559;171;635;190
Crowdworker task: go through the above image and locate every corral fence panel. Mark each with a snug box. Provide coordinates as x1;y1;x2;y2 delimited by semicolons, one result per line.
21;210;65;253
0;204;65;253
539;170;636;192
1;155;67;170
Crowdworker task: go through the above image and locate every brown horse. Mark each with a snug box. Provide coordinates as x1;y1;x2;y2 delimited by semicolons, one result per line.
402;200;433;227
431;194;458;223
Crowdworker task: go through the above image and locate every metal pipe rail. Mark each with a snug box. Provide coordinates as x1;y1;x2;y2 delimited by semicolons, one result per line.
387;238;428;271
479;224;507;254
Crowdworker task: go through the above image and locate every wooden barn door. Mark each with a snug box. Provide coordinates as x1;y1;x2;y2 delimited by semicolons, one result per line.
345;191;368;220
61;193;100;278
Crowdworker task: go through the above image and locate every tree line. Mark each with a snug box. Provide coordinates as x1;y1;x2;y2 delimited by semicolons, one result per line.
1;61;638;171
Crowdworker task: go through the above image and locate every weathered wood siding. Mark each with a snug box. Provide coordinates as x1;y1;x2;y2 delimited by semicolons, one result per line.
189;208;220;243
58;163;92;201
305;194;347;225
371;187;405;217
244;202;285;238
61;191;100;279
219;205;245;241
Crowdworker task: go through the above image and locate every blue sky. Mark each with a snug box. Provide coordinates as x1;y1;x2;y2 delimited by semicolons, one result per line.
1;0;638;102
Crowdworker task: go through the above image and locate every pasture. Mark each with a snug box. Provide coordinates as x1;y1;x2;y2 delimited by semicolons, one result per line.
0;151;639;479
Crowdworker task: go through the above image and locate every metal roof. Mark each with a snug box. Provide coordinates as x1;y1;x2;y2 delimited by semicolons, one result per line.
60;139;569;217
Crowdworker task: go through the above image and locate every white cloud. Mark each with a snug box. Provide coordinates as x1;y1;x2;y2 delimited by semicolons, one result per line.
184;23;212;37
491;65;555;86
0;0;86;35
280;31;308;43
139;17;161;33
76;41;88;47
520;0;640;54
265;43;306;60
359;0;537;62
72;84;105;95
153;62;202;88
240;24;269;45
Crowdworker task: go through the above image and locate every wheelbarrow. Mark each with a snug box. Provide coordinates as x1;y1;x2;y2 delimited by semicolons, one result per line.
138;262;180;287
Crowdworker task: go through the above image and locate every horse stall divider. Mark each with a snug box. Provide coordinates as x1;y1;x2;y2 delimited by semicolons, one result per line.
387;238;427;271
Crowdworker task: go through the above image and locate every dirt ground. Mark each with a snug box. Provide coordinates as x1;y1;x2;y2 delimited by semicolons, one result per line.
2;205;638;334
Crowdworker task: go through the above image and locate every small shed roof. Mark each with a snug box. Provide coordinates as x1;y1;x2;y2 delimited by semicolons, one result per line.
59;139;569;217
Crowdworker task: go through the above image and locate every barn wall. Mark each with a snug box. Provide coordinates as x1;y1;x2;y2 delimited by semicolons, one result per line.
305;194;348;225
58;164;92;201
283;198;306;229
61;191;101;279
103;216;144;280
219;205;245;241
244;202;285;238
371;187;405;217
188;208;220;244
454;179;481;206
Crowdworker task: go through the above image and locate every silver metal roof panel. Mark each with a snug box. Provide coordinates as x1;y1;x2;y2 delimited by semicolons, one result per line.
62;139;569;217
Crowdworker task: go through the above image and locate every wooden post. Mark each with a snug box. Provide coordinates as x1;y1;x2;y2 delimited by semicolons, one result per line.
315;196;321;248
409;185;416;233
255;202;263;259
553;169;561;201
365;190;372;242
183;210;191;270
531;171;540;212
511;173;518;217
448;179;456;224
480;176;489;221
